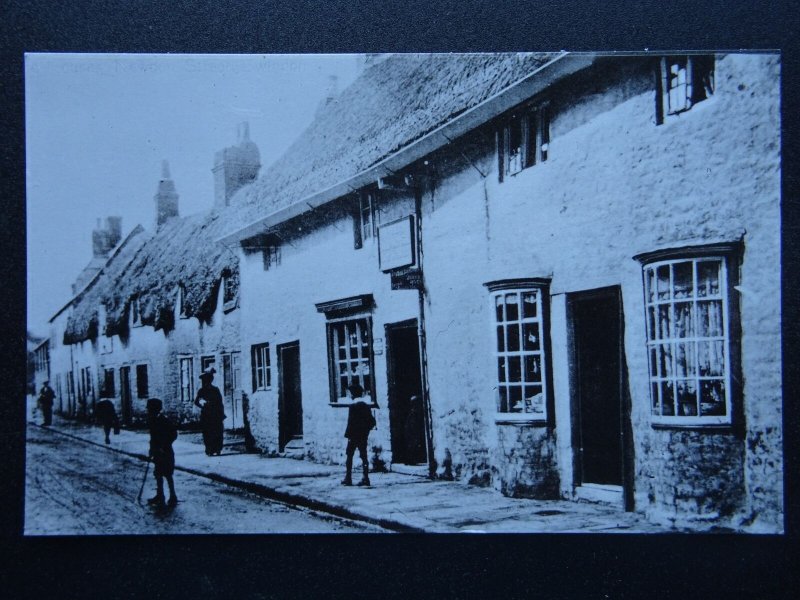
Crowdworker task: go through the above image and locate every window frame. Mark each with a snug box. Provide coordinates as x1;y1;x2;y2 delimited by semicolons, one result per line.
131;297;142;327
325;315;377;407
222;351;242;398
635;243;741;427
250;343;271;392
656;55;716;123
178;355;194;405
102;367;115;398
498;103;550;181
136;363;149;399
485;278;552;424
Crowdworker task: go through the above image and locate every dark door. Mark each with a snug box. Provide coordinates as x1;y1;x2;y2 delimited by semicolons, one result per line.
571;287;627;488
386;320;427;465
119;366;132;426
277;342;303;451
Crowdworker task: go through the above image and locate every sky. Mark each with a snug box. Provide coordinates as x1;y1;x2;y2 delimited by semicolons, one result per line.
26;53;362;337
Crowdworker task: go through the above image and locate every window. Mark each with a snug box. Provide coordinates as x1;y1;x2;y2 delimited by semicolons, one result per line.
179;357;193;404
136;364;149;398
223;272;238;307
251;343;271;391
487;280;550;420
222;352;241;397
498;104;550;180
179;285;189;319
637;245;739;425
327;318;374;404
657;55;715;122
131;298;142;327
102;368;115;397
263;241;281;271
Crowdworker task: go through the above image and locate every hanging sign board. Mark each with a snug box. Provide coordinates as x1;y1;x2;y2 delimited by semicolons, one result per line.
378;215;416;272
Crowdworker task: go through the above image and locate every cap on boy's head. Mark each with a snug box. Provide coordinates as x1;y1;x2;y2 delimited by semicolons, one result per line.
147;398;163;412
347;381;364;399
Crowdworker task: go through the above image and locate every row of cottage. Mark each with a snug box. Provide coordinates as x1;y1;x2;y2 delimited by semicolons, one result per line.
39;52;783;532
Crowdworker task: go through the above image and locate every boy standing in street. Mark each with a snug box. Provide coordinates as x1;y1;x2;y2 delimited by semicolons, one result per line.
146;398;178;508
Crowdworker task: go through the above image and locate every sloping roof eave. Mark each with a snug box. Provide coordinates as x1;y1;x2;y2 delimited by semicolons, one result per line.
218;52;597;245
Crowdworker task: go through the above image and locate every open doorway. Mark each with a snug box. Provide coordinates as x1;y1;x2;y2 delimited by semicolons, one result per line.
385;320;427;466
277;341;303;452
569;286;634;510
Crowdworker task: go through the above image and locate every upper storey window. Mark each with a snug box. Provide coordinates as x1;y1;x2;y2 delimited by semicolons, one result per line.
498;104;549;181
657;55;715;122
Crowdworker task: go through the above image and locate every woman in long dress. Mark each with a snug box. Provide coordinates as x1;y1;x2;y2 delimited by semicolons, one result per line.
194;367;225;456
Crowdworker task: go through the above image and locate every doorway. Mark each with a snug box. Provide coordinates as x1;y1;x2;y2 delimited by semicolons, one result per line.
386;320;427;465
119;366;132;426
277;341;303;452
570;286;633;509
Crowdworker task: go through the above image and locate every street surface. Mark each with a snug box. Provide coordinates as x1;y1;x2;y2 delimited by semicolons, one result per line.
25;425;384;535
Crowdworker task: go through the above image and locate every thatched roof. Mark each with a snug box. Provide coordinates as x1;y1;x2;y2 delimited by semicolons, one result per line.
63;210;238;344
226;52;559;234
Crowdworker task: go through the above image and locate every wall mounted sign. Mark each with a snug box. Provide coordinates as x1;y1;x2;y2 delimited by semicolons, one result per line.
378;214;416;272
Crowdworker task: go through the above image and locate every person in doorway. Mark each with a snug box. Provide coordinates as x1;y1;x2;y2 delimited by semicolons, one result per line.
404;395;425;465
194;367;225;456
342;381;376;487
146;398;178;508
37;381;55;426
95;398;120;444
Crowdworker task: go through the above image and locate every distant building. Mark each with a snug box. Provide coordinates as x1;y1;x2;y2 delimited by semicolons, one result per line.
47;127;257;428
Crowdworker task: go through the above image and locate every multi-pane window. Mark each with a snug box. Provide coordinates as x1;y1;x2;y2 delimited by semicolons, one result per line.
643;257;732;424
222;352;241;397
657;55;715;121
179;357;193;404
263;243;281;271
102;368;115;397
223;273;238;305
136;364;149;398
499;104;550;180
360;192;375;241
327;318;374;404
492;288;547;418
251;343;271;391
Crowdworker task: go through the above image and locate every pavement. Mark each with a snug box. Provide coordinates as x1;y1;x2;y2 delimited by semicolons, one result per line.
29;414;676;533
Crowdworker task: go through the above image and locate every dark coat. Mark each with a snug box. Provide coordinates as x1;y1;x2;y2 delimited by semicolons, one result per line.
95;398;118;426
344;401;376;441
195;385;225;424
38;385;55;409
149;413;177;476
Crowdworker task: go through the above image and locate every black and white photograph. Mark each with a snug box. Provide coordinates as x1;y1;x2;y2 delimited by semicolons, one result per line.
24;50;783;536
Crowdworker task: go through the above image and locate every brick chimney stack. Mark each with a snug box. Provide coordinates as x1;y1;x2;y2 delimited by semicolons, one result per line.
212;122;261;209
91;216;123;258
154;159;179;227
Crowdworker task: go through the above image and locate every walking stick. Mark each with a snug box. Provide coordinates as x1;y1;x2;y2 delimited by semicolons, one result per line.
137;457;150;506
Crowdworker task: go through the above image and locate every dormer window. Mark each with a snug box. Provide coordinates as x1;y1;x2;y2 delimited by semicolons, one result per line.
179;285;189;319
263;242;281;271
498;104;550;181
354;191;377;249
131;297;142;327
656;55;715;123
222;271;238;312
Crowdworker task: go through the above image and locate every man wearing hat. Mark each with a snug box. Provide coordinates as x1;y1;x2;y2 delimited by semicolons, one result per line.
194;366;225;456
37;381;55;426
146;398;178;507
342;381;376;487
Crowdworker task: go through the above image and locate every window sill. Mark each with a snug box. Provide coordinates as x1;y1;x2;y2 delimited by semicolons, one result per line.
494;414;547;426
651;421;732;432
223;299;238;314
